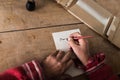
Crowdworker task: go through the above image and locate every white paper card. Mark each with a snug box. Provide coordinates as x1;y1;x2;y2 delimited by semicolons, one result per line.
52;29;80;52
52;29;84;77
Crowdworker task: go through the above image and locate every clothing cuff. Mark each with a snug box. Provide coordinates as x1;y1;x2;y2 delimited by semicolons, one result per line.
85;52;105;74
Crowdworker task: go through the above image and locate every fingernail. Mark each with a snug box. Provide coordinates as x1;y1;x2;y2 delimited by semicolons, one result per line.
68;37;72;41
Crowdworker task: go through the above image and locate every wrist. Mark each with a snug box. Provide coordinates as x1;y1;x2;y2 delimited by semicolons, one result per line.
79;53;90;66
82;58;89;66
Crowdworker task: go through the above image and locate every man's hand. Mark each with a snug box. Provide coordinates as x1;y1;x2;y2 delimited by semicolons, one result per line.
41;51;73;79
68;32;90;65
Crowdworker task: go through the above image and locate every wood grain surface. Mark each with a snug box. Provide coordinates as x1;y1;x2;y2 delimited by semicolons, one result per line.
0;0;120;79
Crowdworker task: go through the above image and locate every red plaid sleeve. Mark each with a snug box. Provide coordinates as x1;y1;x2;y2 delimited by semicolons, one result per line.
0;60;45;80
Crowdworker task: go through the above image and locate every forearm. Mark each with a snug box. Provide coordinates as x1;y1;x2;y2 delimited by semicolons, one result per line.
0;60;45;80
85;53;119;80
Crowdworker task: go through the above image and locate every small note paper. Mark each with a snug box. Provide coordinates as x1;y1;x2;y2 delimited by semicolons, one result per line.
52;29;80;52
52;29;84;77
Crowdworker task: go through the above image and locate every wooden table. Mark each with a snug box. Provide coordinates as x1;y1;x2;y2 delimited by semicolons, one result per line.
0;0;120;79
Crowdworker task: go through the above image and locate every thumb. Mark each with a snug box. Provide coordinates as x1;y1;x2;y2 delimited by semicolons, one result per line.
68;37;77;48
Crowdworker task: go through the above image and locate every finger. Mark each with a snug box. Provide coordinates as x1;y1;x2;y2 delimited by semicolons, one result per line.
70;33;86;46
51;50;59;57
78;38;87;47
61;51;72;63
68;37;78;48
70;32;82;39
56;51;65;60
65;60;73;69
71;34;88;47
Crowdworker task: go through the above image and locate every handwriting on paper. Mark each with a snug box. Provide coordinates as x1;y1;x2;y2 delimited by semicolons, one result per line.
52;29;80;52
59;38;68;41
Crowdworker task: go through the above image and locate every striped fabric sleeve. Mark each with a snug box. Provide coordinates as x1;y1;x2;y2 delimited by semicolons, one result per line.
0;60;45;80
22;60;45;80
